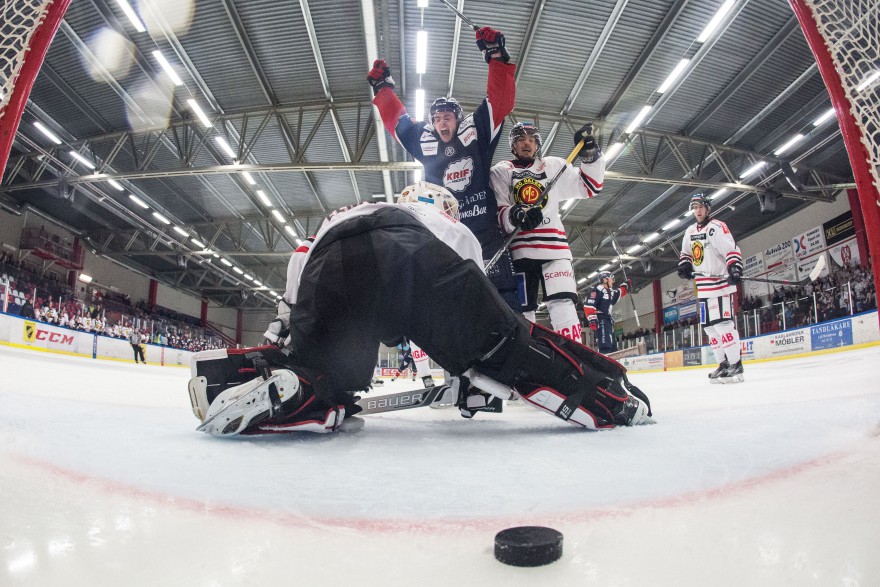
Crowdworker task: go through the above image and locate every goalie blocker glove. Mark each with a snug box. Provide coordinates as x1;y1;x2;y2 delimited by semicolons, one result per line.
475;26;510;63
367;59;395;95
573;123;601;163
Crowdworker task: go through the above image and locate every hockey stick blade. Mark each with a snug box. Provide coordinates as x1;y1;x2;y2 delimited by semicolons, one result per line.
808;254;826;282
356;385;452;416
438;0;479;30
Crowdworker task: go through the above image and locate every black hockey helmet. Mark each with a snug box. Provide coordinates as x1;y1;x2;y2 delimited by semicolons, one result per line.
509;122;542;154
430;97;463;122
688;193;711;214
598;270;613;282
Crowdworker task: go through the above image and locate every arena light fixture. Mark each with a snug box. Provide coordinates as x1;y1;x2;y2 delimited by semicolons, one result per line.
657;59;690;93
69;151;96;169
561;199;576;212
241;171;256;185
256;190;272;207
114;0;146;32
295;238;304;246
709;188;728;200
152;50;183;86
697;0;735;43
740;161;767;179
107;179;124;191
577;277;587;285
284;225;297;238
78;273;93;283
599;263;611;271
626;244;644;254
232;266;244;275
662;218;682;231
191;238;205;248
187;99;212;128
604;142;625;161
270;209;286;223
128;194;149;209
416;30;428;74
244;274;254;281
173;226;189;236
220;258;232;267
643;232;660;243
625;105;652;134
587;271;598;279
254;280;263;287
812;107;836;127
152;212;171;225
214;136;237;160
773;134;804;156
417;0;428;7
33;121;62;145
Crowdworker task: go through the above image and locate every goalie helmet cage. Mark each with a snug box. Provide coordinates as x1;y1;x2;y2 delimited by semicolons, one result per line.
0;0;73;185
789;0;880;326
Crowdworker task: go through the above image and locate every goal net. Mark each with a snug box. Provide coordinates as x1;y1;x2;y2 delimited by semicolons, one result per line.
0;0;72;183
790;0;880;318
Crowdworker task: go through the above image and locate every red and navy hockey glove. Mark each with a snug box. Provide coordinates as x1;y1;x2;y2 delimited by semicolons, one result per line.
475;27;509;63
367;59;395;95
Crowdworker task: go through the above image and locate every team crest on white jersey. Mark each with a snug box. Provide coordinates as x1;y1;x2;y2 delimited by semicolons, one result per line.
513;177;546;206
691;240;705;266
443;157;474;192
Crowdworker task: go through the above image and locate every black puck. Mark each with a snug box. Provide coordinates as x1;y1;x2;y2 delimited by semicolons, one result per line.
494;526;563;567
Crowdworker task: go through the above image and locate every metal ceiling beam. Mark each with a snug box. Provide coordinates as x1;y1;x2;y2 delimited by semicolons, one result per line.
360;0;394;199
513;0;549;87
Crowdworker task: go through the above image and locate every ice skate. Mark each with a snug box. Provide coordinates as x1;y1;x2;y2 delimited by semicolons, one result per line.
613;395;655;426
718;360;744;384
196;369;301;436
708;360;729;384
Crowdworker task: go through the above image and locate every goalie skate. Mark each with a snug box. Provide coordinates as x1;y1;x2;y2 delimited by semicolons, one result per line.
197;369;300;436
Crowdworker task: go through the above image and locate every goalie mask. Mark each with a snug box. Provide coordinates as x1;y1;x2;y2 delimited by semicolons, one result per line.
509;122;542;156
398;181;460;220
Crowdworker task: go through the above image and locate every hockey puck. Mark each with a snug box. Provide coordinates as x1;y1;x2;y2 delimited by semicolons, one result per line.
494;526;563;567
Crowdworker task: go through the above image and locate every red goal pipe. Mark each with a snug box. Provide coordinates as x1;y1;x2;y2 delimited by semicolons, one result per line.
789;0;880;324
0;0;73;184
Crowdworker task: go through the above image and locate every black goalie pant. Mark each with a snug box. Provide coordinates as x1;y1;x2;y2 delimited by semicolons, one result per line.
595;314;617;354
287;208;522;393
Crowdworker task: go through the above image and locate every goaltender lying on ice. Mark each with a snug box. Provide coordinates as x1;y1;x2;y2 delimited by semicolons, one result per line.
187;182;654;436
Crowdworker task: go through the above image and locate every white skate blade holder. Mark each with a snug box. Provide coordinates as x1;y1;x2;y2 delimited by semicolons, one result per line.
197;370;299;436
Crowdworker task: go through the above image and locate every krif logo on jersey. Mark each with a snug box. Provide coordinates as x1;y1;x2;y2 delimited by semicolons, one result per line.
513;177;546;206
691;241;705;266
444;157;474;192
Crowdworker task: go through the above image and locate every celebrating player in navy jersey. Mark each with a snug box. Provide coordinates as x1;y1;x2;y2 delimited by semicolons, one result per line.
584;271;630;354
367;26;519;310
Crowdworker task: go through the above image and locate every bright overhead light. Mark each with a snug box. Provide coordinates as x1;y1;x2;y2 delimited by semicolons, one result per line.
152;50;183;86
69;151;96;169
684;209;694;216
295;238;304;246
856;69;880;92
152;212;171;225
604;142;625;161
186;99;212;128
232;266;244;275
697;0;735;43
107;179;124;191
625;105;652;134
114;0;146;32
599;263;611;271
191;238;205;248
256;190;272;207
284;225;297;237
270;209;286;223
643;232;660;243
417;0;428;7
740;161;767;179
709;188;728;200
416;30;428;75
173;226;189;236
561;199;576;212
212;253;220;258
773;134;804;156
214;136;237;160
577;277;587;284
128;194;149;209
587;271;598;278
414;88;425;121
254;280;263;287
626;244;644;254
244;274;254;281
657;59;690;94
220;258;232;267
33;121;62;145
241;171;256;185
78;273;93;283
812;107;836;127
662;218;682;231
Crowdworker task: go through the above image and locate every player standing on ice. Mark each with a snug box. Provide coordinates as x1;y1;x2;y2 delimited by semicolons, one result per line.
677;194;745;383
187;183;653;436
367;25;520;311
583;271;630;354
489;122;605;341
391;341;416;381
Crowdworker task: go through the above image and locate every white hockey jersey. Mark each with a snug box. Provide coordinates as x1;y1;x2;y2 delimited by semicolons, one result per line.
283;202;483;304
679;218;743;298
490;156;604;261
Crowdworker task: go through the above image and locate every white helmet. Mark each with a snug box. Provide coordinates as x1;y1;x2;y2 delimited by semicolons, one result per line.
397;181;459;219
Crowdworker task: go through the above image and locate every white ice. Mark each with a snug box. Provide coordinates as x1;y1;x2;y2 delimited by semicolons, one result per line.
1;344;879;586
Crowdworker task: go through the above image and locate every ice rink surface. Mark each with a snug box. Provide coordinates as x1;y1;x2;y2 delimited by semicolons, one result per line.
1;343;879;586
